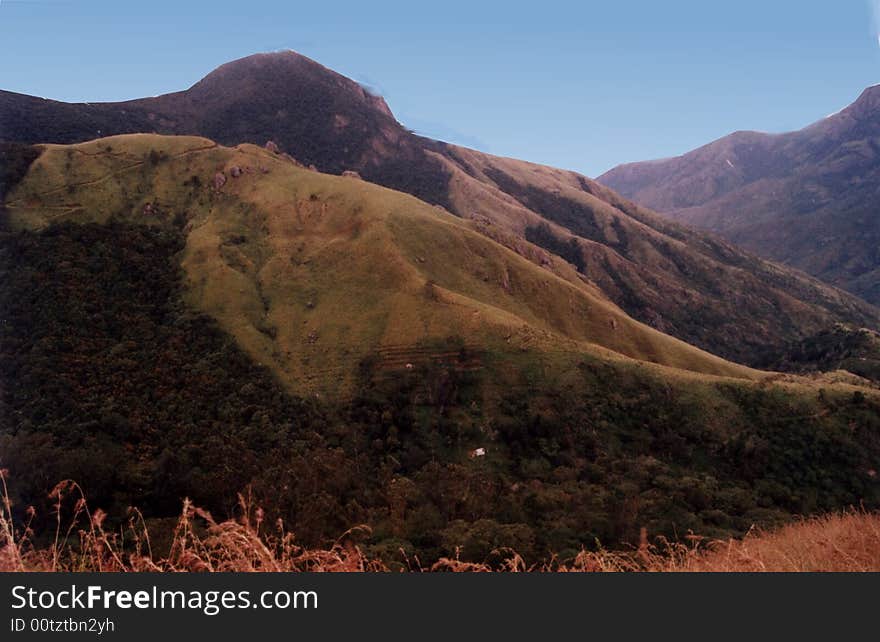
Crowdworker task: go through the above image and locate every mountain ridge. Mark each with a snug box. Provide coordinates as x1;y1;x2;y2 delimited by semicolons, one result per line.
599;84;880;305
3;51;880;365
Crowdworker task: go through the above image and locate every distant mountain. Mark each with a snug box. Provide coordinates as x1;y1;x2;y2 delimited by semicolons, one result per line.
599;86;880;306
3;52;880;364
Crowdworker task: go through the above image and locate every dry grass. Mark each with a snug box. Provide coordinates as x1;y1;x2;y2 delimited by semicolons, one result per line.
2;471;878;573
0;472;383;572
665;513;880;572
558;514;880;572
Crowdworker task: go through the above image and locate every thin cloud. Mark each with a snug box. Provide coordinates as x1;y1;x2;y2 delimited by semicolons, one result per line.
399;113;490;151
871;1;880;44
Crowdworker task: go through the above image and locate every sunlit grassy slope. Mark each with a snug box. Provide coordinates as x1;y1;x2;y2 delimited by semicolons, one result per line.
3;134;761;396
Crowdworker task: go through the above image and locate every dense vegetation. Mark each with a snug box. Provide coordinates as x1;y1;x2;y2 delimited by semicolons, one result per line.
0;223;322;521
759;324;880;383
2;222;879;566
0;143;40;200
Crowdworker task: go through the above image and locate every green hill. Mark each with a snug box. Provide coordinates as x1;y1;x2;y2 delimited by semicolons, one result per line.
2;134;880;565
3;134;757;396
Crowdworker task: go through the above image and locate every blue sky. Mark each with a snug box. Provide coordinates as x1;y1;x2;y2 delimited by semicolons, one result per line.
2;1;880;176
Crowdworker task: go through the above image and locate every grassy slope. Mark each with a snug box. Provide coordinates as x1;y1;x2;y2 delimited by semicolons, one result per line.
433;145;880;364
3;134;758;397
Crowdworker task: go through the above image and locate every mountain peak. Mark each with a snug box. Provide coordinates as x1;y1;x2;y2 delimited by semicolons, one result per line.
845;83;880;120
187;50;395;120
812;84;880;127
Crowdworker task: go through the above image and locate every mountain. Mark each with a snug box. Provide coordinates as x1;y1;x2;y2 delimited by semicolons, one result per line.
2;52;879;366
3;133;880;563
599;86;880;305
2;134;755;396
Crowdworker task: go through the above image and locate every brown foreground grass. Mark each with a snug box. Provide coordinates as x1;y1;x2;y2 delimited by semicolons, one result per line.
2;473;878;572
